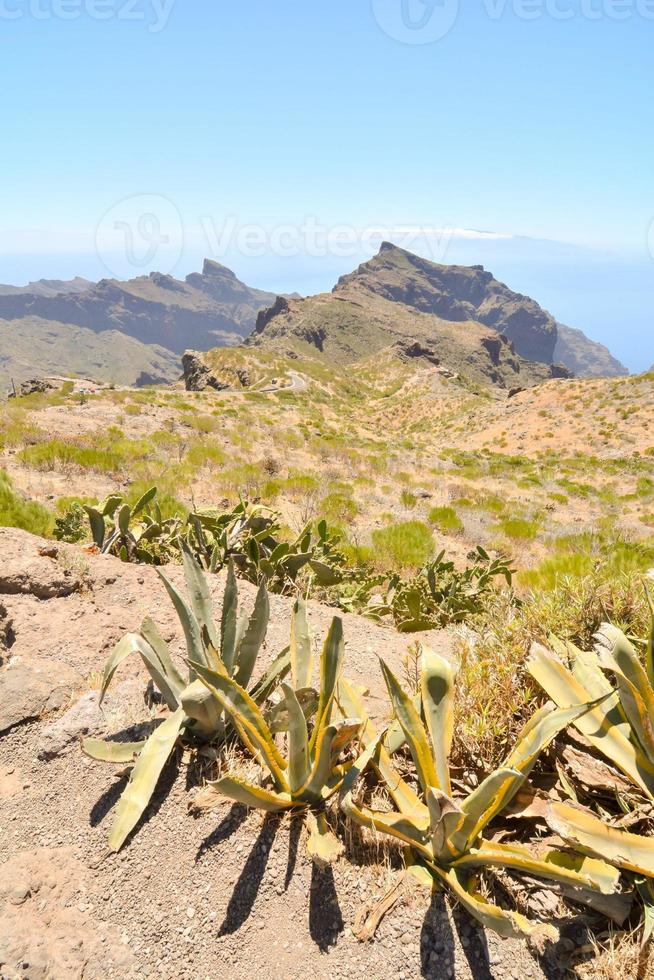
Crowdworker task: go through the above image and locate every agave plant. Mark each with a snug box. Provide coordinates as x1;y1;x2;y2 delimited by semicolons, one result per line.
527;601;654;802
339;649;623;941
192;600;362;862
83;544;289;851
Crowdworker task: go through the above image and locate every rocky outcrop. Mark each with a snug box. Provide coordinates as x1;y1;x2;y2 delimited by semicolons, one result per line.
7;378;57;399
181;351;231;392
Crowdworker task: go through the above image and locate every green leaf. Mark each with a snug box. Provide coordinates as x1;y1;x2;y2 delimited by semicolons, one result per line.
290;597;312;690
204;775;292;812
310;618;344;752
306;811;344;865
108;708;185;852
220;561;239;673
83;506;106;549
380;658;439;794
233;582;269;689
99;633;182;710
156;568;208;677
180;541;220;653
191;660;289;791
420;649;454;794
249;646;291;705
283;683;311;793
132;486;157;516
82;738;146;763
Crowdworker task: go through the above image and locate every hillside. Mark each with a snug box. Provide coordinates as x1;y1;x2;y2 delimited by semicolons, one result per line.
0;277;94;298
0;316;180;391
0;260;283;387
250;243;629;382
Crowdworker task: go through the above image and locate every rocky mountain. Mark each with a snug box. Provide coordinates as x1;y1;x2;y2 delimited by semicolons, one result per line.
250;243;627;383
0;277;94;298
334;242;560;364
0;261;282;389
554;324;628;378
249;276;568;393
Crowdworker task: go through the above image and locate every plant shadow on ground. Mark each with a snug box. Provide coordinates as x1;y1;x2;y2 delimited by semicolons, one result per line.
195;808;345;950
89;752;179;839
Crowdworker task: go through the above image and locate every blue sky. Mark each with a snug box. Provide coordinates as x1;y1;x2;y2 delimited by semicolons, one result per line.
1;1;653;370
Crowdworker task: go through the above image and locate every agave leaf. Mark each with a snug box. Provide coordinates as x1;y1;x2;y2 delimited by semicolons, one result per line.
645;584;654;689
306;810;344;865
283;683;311;794
99;633;182;711
83;506;106;549
139;618;187;693
156;568;208;677
380;659;439;794
545;800;654;878
636;877;654;944
180;679;224;741
290;597;312;690
453;840;620;895
426;788;464;859
340;735;432;856
131;486;157;516
180;541;220;654
191;660;289;791
297;720;357;804
233;582;269;689
596;625;654;765
267;687;318;734
420;649;454;794
81;738;146;763
220;561;239;673
108;707;185;852
249;646;292;705
528;643;654;800
446;768;523;860
206;774;293;812
430;865;558;943
310;618;344;752
343;797;432;856
336;678;424;817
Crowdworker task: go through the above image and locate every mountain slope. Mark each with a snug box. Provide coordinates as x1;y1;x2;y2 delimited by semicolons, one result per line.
333;242;560;364
0;260;280;356
554;324;628;378
0;277;94;298
0;317;180;390
248;288;567;391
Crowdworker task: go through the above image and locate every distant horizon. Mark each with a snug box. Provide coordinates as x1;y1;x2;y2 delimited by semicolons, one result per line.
1;230;651;373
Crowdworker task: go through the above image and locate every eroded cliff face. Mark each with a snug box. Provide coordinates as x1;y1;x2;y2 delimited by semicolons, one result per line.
334;242;559;364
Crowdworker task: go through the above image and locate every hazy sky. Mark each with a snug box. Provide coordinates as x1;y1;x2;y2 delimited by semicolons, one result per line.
1;1;653;370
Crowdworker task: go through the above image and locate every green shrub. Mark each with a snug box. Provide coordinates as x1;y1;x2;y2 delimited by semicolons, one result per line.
371;521;434;570
0;471;53;536
496;517;540;541
428;506;463;534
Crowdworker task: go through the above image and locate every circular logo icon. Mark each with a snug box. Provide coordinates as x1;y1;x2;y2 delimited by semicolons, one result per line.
371;0;459;44
95;194;184;279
